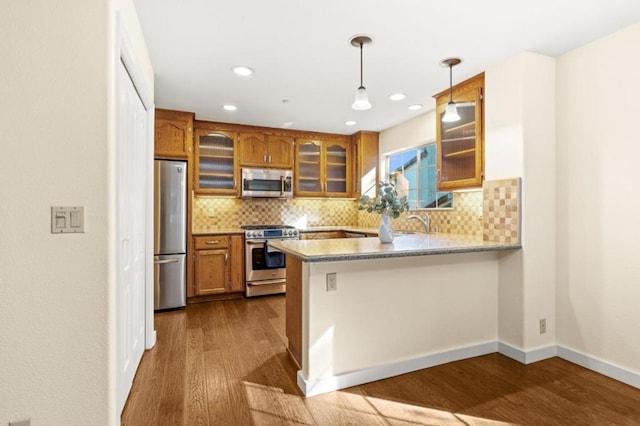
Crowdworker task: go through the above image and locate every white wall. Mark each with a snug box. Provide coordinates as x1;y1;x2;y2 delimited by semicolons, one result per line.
556;22;640;374
302;253;498;385
484;52;557;353
0;1;153;424
379;110;437;157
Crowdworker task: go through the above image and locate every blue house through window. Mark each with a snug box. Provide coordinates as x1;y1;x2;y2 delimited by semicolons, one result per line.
387;142;453;209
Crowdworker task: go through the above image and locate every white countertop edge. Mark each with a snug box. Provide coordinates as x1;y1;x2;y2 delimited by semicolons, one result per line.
269;234;521;263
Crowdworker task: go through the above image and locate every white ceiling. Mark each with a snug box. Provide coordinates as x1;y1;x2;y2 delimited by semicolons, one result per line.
133;0;640;135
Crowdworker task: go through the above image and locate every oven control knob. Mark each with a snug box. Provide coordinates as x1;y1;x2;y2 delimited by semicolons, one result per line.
247;231;254;238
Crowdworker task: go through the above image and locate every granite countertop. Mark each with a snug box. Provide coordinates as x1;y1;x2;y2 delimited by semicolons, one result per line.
269;233;521;263
193;225;378;236
299;226;379;234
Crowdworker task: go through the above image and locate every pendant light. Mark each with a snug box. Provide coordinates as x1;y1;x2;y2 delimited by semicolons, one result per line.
350;35;373;110
440;57;462;123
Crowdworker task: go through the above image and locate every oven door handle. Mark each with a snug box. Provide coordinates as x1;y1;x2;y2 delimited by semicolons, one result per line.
246;240;267;245
247;278;287;286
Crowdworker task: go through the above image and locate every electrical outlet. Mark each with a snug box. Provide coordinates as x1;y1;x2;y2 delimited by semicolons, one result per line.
326;272;337;291
539;318;547;334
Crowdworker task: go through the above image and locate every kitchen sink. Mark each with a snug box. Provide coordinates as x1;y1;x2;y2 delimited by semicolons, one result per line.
394;230;416;236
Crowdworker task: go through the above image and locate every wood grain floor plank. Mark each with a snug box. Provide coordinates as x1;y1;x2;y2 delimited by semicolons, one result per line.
122;296;640;426
184;327;209;425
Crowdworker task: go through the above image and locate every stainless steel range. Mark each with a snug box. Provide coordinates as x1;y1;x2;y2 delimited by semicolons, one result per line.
242;225;299;297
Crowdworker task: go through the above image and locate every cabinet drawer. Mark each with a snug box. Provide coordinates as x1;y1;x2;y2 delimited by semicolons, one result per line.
194;235;230;250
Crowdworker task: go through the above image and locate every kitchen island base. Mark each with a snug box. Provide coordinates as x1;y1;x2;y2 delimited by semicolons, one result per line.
285;251;505;396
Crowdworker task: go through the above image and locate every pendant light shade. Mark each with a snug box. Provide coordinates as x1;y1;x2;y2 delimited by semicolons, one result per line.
352;86;371;110
440;57;462;123
443;101;461;123
350;35;373;111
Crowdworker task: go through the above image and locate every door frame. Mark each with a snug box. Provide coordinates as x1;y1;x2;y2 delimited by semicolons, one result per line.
113;11;155;417
116;12;155;350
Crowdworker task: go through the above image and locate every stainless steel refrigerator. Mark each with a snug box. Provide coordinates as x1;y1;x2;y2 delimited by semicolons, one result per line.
154;159;187;310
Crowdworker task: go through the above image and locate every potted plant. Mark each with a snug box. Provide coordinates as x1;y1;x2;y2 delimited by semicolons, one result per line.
358;182;409;243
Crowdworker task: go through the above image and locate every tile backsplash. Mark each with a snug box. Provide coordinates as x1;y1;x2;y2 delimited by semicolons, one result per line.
357;190;484;236
193;179;521;239
193;191;484;236
193;197;358;233
482;178;521;244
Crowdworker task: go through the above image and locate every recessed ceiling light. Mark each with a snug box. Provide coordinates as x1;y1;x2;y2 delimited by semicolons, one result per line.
389;93;407;101
408;104;423;111
231;66;254;76
345;120;357;126
222;104;237;111
282;122;294;128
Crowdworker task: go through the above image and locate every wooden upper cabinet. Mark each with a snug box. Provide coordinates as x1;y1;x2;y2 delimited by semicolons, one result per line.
239;132;294;169
238;132;268;167
194;124;238;195
266;135;294;168
154;109;194;159
295;140;322;195
352;131;379;198
434;72;484;190
295;138;351;197
324;141;350;196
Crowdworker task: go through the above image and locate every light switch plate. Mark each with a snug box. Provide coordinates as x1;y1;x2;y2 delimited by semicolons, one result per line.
51;206;85;233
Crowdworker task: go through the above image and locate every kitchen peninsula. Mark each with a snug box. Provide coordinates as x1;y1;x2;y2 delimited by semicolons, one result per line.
270;233;521;396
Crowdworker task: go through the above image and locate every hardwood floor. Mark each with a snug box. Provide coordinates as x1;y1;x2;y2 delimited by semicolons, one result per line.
122;296;640;425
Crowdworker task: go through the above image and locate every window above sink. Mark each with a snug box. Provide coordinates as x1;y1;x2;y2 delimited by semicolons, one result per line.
386;142;453;210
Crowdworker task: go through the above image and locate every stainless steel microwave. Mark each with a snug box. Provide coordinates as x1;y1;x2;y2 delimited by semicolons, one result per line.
241;168;293;198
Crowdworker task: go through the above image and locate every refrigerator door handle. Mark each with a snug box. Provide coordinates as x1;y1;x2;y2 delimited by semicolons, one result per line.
154;258;179;264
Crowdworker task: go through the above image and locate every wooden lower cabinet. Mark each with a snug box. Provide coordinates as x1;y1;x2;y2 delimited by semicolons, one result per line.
193;234;244;298
195;249;229;295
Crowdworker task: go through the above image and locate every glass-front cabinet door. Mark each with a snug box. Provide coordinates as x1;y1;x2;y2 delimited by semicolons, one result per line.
324;142;349;196
194;129;237;195
295;140;322;195
294;139;351;197
435;72;484;190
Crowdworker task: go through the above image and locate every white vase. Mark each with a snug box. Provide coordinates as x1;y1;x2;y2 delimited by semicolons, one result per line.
378;214;394;243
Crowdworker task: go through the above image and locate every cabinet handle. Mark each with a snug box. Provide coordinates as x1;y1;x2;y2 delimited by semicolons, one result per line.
205;240;220;244
263;154;267;162
268;155;272;163
224;253;228;264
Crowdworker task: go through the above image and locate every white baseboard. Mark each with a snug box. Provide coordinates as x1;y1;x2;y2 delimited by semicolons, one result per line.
297;341;498;397
498;342;556;364
295;341;640;397
145;329;157;350
557;346;640;389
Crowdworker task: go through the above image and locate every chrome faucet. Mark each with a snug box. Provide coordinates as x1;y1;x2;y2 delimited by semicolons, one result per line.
407;213;430;233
